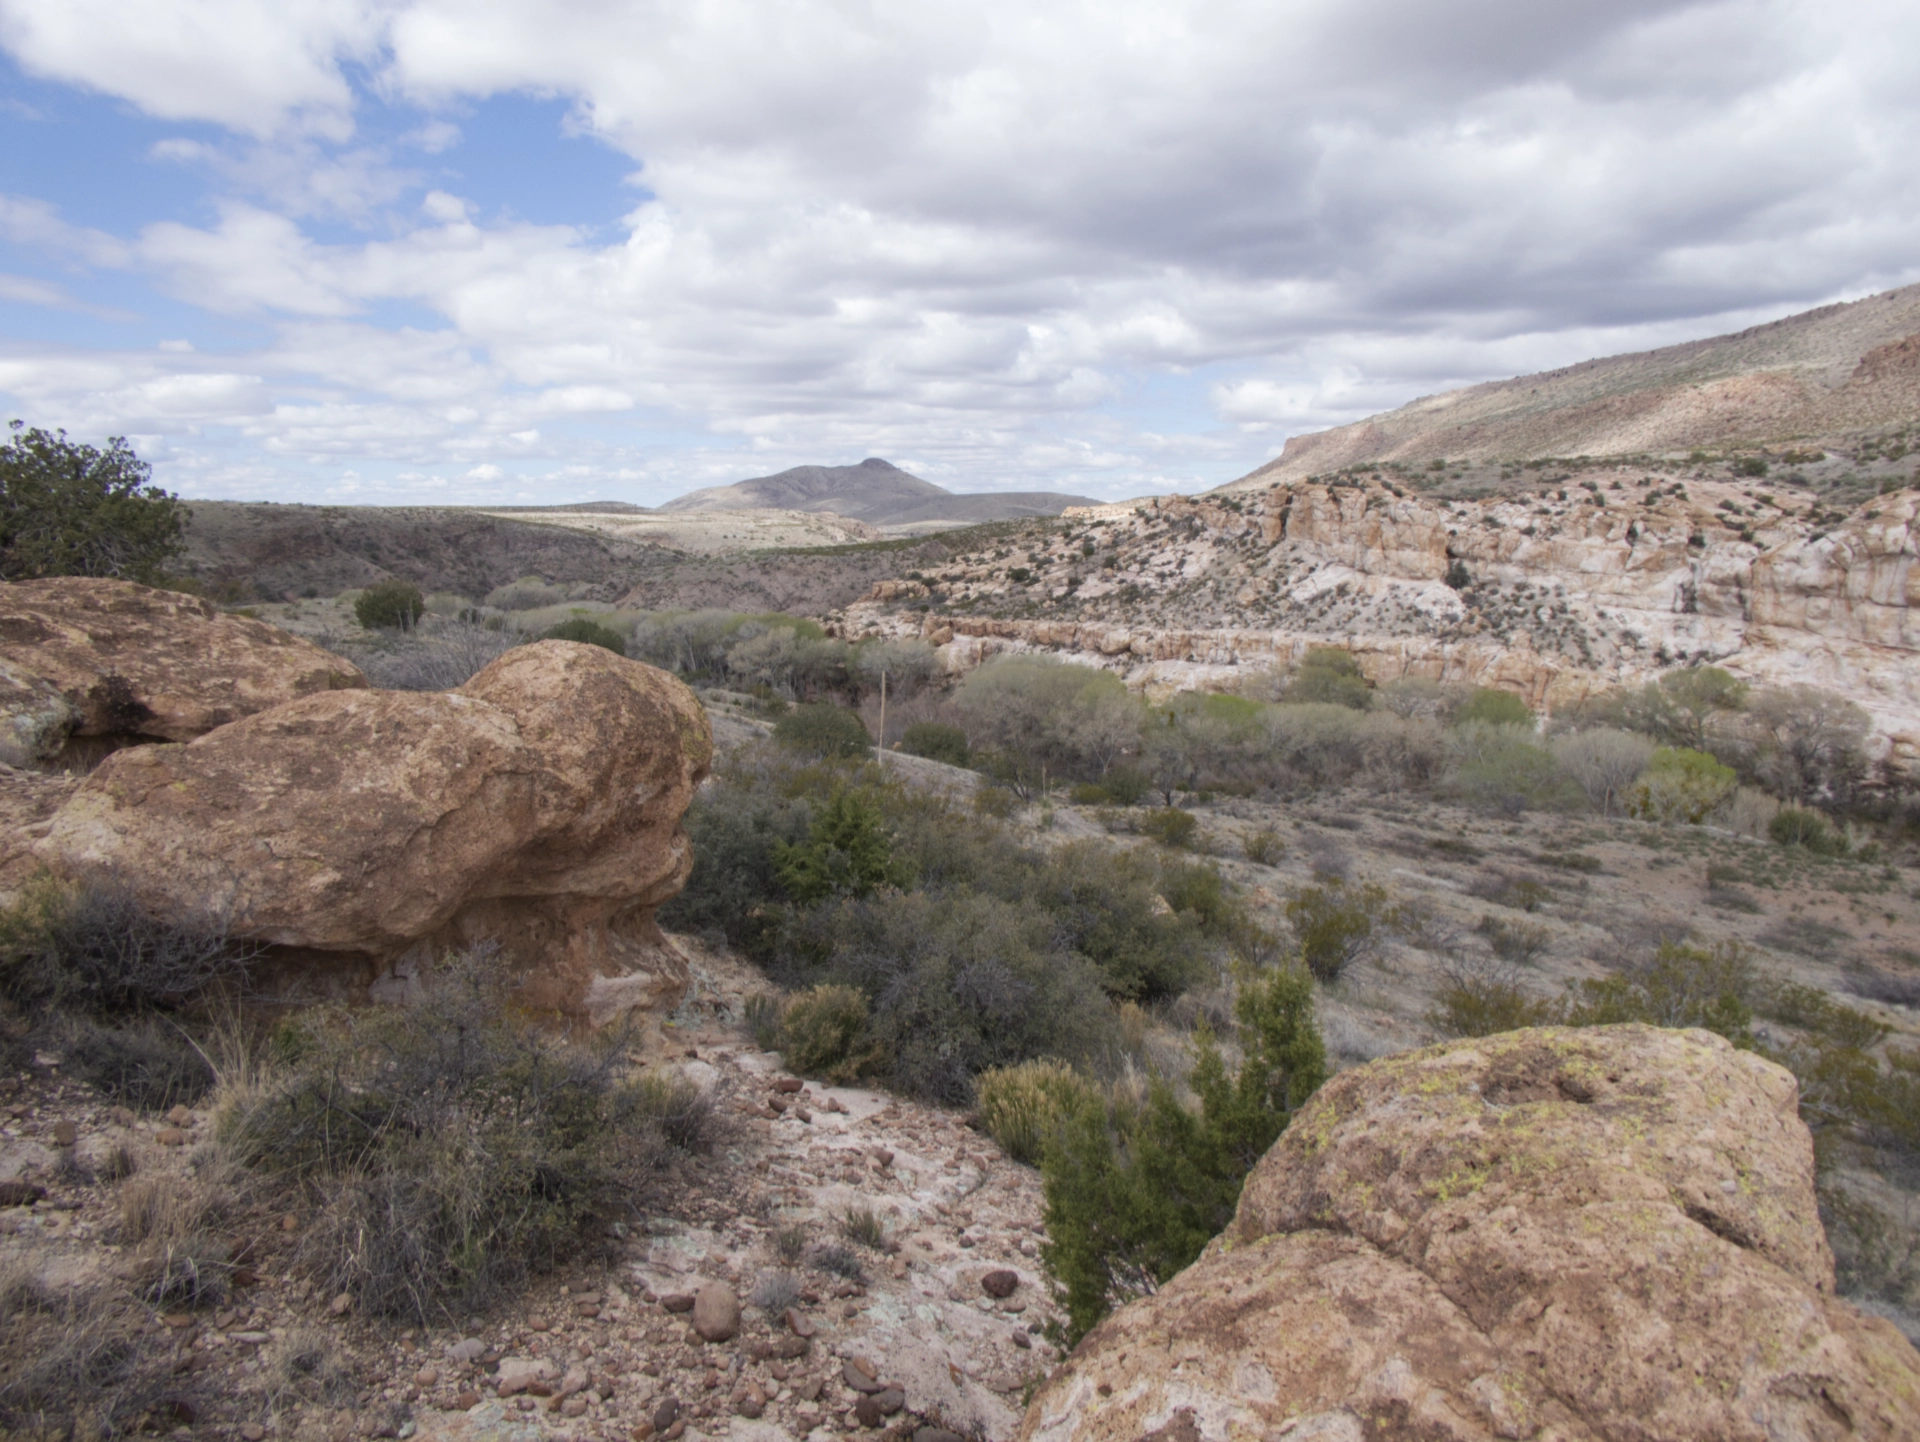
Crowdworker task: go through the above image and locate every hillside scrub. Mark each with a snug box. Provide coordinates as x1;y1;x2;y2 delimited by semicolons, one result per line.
660;743;1259;1100
1039;965;1327;1343
0;423;186;585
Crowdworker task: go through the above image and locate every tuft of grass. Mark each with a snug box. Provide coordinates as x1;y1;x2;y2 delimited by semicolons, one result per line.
810;1242;865;1280
1244;828;1285;866
1475;914;1552;967
975;1059;1101;1166
773;1225;808;1265
749;1269;803;1315
838;1205;888;1251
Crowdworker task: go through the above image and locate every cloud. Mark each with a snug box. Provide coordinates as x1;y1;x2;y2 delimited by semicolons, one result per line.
0;0;1915;505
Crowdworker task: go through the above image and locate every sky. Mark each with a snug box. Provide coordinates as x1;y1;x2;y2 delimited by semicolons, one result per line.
0;0;1916;508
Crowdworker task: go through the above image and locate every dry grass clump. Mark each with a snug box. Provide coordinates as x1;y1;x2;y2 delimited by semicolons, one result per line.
224;945;712;1323
0;1273;183;1439
975;1058;1102;1166
748;1269;803;1315
837;1205;888;1251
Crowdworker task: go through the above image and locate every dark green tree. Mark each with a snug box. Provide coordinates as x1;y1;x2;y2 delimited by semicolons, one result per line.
0;423;185;583
355;578;424;631
542;616;627;654
774;789;910;905
1041;964;1326;1343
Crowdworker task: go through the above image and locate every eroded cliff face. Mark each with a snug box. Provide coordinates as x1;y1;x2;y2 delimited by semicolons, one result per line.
833;470;1920;768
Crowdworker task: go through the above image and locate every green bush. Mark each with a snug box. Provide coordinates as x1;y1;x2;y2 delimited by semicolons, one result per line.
1562;941;1755;1045
354;578;424;631
1285;648;1371;710
1069;783;1110;804
776;984;873;1081
773;703;872;759
1628;746;1737;824
1455;687;1532;727
899;721;970;766
540;616;627;654
1138;807;1197;848
1453;725;1577;812
1284;878;1393;982
0;423;185;584
774;788;910;905
975;1059;1101;1165
1770;806;1837;852
1041;966;1326;1344
1025;841;1211;1001
1428;964;1559;1037
1244;828;1284;865
1100;764;1151;805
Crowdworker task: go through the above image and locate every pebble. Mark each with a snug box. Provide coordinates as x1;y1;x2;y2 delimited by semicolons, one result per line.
691;1283;740;1343
155;1127;186;1147
51;1119;76;1147
166;1105;192;1126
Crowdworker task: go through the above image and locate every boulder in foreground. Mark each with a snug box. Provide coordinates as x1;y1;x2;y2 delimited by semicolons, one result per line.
1020;1025;1920;1442
34;640;711;1026
0;578;365;767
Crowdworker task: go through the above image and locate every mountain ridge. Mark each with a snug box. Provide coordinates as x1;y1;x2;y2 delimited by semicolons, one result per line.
661;457;1099;525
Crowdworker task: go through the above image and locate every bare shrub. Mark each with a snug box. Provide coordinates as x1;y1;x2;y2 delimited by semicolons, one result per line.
1552;729;1653;816
263;1326;357;1414
1243;828;1284;865
810;1242;865;1280
0;1283;170;1438
749;1269;803;1315
1429;956;1559;1037
358;620;520;691
1475;914;1552;966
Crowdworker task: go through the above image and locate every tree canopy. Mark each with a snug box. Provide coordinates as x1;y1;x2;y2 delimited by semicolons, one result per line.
0;424;185;585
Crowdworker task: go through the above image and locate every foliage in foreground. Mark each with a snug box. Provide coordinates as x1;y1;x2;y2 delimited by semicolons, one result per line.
0;423;186;585
226;948;711;1322
1039;965;1327;1344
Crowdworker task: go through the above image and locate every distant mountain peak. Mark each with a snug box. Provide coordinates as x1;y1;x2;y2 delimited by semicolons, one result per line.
660;458;1099;527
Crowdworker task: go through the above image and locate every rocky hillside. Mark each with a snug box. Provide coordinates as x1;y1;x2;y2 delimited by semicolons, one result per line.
1241;283;1920;483
833;456;1920;769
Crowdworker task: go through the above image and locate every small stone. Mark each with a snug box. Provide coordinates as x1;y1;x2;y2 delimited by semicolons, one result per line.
329;1292;353;1316
561;1397;588;1418
240;1426;267;1441
455;1391;481;1410
414;1367;439;1388
854;1395;886;1428
166;1105;192;1126
51;1119;77;1147
841;1360;884;1394
660;1293;695;1313
1011;1330;1031;1350
629;1426;654;1442
651;1397;680;1432
156;1127;187;1147
691;1283;740;1343
446;1338;486;1363
773;1078;804;1094
873;1388;905;1416
889;1257;908;1280
870;1148;894;1167
495;1358;553;1397
796;1377;823;1402
783;1308;815;1338
281;1213;300;1231
981;1268;1020;1299
793;1108;811;1124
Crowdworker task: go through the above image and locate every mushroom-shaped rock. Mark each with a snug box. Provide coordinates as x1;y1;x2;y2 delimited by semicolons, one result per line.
1018;1025;1920;1442
33;642;711;1026
0;578;364;765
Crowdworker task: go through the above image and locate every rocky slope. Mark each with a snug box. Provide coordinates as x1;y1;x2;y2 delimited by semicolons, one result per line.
833;461;1920;769
1242;282;1920;483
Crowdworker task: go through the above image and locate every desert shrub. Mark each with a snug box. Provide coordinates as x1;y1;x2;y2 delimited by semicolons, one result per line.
1070;783;1110;804
1562;941;1756;1045
226;948;675;1321
1468;872;1553;912
955;656;1141;794
809;1242;865;1280
1025;841;1212;1001
1770;806;1838;852
1284;878;1393;982
976;1059;1102;1165
1284;648;1371;710
1244;828;1285;865
1100;764;1151;805
1628;746;1737;824
744;993;784;1049
838;1205;888;1250
0;875;251;1016
354;578;424;631
0;423;185;584
1429;958;1560;1037
1476;914;1551;966
64;1015;214;1111
749;1269;802;1315
628;1070;718;1153
899;721;970;766
785;890;1116;1102
1552;728;1653;815
357;621;519;690
774;788;910;904
773;702;872;760
850;638;938;698
485;576;570;610
1453;725;1577;812
774;984;872;1081
0;1281;166;1438
1138;807;1197;848
541;616;627;654
1455;687;1532;727
1041;966;1326;1344
658;754;813;954
1737;684;1872;806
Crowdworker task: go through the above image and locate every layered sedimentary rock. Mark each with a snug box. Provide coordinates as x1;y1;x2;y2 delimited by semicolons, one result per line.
32;640;711;1026
842;475;1920;768
1020;1025;1920;1442
0;578;365;766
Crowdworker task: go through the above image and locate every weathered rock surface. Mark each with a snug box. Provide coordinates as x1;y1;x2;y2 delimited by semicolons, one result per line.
1019;1025;1920;1442
32;641;711;1025
0;578;365;766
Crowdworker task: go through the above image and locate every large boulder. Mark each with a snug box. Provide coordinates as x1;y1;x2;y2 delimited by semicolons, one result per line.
32;641;711;1026
1020;1026;1920;1442
0;578;365;766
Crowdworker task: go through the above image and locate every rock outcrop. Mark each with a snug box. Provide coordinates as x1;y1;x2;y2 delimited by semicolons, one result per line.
32;640;711;1026
1019;1025;1920;1442
0;578;365;766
